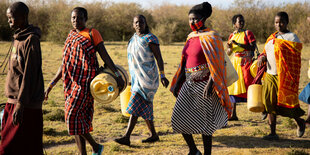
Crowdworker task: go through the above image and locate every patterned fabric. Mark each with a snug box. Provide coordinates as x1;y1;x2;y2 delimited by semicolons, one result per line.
62;29;99;135
262;32;303;108
127;33;159;102
126;92;153;120
228;30;256;53
79;28;103;46
0;103;43;155
185;63;208;73
171;78;227;135
227;30;255;98
170;28;232;118
141;33;159;44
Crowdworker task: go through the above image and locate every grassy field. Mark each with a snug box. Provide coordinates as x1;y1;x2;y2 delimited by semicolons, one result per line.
0;41;309;155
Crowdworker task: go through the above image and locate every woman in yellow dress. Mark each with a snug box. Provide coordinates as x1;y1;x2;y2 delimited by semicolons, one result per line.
226;14;257;120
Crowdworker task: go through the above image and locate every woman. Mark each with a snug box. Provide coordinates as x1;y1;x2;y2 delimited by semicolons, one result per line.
44;7;124;155
226;14;257;121
257;12;305;140
114;15;169;146
170;2;232;155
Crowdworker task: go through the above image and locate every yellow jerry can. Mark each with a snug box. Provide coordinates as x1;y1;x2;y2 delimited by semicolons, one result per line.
247;84;265;112
120;85;131;117
90;65;128;104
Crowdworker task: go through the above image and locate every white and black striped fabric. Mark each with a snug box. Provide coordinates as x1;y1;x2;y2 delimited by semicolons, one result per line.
171;79;228;135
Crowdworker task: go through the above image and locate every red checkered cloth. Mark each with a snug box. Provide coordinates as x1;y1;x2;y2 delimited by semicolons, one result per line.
62;29;99;135
126;92;153;120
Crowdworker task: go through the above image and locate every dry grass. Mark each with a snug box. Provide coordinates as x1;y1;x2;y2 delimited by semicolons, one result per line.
0;41;309;155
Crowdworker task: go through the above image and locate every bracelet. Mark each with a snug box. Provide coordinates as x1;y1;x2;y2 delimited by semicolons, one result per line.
115;71;121;77
160;70;165;75
160;73;165;79
237;43;242;47
48;81;56;88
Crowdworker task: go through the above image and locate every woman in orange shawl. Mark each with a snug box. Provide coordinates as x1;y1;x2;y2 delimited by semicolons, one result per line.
170;2;231;155
257;12;305;140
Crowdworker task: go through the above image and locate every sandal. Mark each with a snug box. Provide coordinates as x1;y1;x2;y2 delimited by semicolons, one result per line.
297;119;306;138
92;144;103;155
142;135;159;143
114;137;130;146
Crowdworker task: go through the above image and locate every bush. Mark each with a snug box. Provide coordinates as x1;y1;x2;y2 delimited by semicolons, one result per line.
0;0;309;43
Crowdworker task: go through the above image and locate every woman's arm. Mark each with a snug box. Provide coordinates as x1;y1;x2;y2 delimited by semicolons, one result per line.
44;65;63;100
96;42;125;90
149;43;169;88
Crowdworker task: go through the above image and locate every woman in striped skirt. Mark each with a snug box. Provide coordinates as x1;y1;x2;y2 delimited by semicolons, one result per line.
170;2;232;155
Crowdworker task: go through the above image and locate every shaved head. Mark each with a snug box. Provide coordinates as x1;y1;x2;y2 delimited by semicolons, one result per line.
8;2;29;18
6;2;29;29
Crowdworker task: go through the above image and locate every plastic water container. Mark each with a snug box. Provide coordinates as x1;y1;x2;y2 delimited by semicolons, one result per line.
120;85;131;117
247;84;265;112
90;65;128;104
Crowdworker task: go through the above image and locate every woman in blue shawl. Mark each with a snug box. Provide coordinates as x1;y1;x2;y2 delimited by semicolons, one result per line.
114;15;169;146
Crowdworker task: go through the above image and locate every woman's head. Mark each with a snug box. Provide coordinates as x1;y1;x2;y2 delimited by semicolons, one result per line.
232;14;244;30
188;2;212;31
71;7;88;31
275;11;289;33
133;15;150;35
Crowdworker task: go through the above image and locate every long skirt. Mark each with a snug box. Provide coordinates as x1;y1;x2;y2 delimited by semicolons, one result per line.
263;73;304;118
126;92;153;120
0;103;43;155
171;80;227;135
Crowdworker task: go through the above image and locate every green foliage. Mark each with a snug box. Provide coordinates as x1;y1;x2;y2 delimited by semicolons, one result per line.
0;2;11;41
1;0;309;43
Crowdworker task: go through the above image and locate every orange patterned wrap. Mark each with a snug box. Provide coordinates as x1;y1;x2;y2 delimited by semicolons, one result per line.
262;32;303;108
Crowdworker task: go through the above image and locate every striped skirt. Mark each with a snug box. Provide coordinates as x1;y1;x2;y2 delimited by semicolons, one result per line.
171;79;228;135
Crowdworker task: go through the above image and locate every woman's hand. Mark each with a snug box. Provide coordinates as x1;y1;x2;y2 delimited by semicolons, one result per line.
12;102;24;125
226;48;233;56
257;55;267;67
44;87;52;101
161;77;170;88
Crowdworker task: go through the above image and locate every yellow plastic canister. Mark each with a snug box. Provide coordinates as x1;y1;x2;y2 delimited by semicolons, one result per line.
90;65;128;104
247;84;265;112
120;85;131;117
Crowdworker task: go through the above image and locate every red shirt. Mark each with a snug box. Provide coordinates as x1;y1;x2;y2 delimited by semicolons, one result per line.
182;37;207;68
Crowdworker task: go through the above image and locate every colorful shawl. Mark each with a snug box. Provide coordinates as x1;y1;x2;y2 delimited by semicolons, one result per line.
170;28;232;118
127;33;159;102
62;29;98;135
262;32;303;108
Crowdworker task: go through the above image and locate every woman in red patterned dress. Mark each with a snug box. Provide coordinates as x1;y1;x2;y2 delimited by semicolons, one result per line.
44;7;124;155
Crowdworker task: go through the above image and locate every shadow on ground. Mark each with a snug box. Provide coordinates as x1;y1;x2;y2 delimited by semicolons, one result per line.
214;135;310;149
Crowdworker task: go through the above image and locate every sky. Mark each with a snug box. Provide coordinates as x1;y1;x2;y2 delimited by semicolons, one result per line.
93;0;308;9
